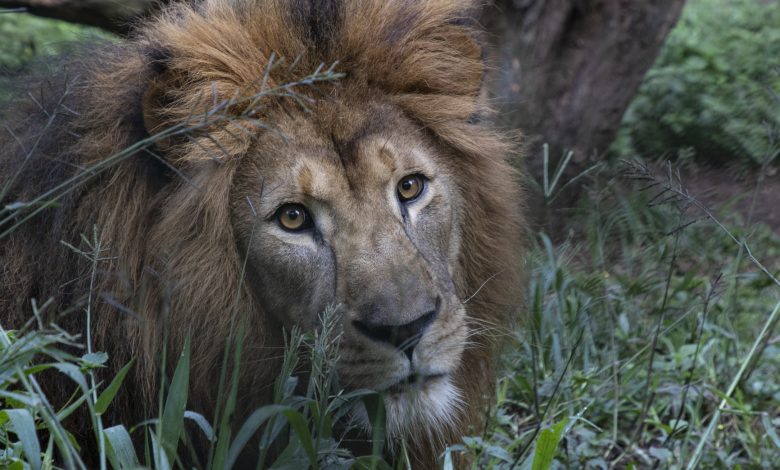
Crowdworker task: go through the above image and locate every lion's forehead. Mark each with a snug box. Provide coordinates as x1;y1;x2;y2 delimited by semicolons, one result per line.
254;117;438;209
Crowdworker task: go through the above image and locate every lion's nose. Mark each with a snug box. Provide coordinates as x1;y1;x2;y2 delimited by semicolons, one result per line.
352;299;439;362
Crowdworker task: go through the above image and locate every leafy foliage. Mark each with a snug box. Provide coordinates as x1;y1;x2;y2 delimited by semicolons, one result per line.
454;158;780;468
615;0;780;166
1;4;779;469
0;12;108;72
4;158;778;469
0;306;387;469
0;321;129;469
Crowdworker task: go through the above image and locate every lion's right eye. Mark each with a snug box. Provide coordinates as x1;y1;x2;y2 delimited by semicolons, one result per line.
275;204;311;232
397;174;426;202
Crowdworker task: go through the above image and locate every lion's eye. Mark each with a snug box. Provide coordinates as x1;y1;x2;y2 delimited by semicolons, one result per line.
397;174;426;202
276;204;311;231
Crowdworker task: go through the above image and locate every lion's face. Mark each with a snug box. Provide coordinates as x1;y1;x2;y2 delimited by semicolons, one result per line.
230;102;467;436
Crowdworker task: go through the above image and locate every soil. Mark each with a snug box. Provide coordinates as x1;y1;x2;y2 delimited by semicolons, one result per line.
680;164;780;233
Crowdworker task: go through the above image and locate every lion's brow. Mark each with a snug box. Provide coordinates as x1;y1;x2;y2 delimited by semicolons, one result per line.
329;114;384;164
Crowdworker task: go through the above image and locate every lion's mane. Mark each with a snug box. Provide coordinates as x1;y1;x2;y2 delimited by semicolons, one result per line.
0;0;525;465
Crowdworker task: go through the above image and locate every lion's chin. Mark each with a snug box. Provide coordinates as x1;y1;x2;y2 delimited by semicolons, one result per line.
353;375;463;444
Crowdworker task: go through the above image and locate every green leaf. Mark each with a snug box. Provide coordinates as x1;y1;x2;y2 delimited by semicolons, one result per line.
0;391;41;408
159;334;191;464
95;359;134;415
442;447;456;470
462;436;513;463
531;418;568;470
3;409;42;470
23;364;54;375
52;363;88;392
211;322;247;470
761;413;780;449
104;425;140;470
648;446;672;462
80;351;108;369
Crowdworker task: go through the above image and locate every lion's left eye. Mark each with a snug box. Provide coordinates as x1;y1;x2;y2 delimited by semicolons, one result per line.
397;174;426;202
276;203;312;231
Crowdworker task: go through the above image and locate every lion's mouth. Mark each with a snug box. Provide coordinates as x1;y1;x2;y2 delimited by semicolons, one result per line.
356;373;460;440
385;372;447;395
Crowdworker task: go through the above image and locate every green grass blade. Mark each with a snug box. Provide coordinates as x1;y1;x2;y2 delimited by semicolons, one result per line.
55;390;91;422
442;447;455;470
103;425;140;469
351;455;393;470
531;418;568;470
184;410;215;442
548;150;574;196
225;405;289;469
95;359;135;415
686;299;780;469
151;430;171;470
160;334;191;464
211;322;246;470
361;392;386;459
542;143;550;196
281;409;317;469
4;409;42;470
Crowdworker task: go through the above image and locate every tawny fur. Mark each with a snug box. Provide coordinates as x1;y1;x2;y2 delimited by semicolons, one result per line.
0;0;525;466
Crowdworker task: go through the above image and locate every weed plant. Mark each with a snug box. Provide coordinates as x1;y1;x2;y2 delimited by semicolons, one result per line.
614;0;780;167
4;139;778;468
452;152;780;468
1;10;780;470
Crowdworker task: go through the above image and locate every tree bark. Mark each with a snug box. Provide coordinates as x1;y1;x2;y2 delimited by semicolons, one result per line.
4;0;686;182
0;0;161;34
481;0;686;178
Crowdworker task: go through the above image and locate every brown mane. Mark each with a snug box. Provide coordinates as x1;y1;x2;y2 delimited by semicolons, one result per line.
0;0;525;466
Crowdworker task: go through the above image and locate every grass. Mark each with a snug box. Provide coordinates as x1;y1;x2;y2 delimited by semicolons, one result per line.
0;13;109;72
3;148;779;468
0;304;384;469
2;11;780;470
464;154;780;468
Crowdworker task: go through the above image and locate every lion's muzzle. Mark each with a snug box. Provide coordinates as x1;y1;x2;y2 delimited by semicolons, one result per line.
351;296;440;362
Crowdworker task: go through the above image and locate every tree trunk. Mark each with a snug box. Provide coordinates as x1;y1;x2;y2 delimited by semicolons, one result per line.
4;0;685;182
0;0;162;34
481;0;686;179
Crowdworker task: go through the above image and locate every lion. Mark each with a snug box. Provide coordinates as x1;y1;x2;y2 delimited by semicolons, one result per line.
0;0;525;466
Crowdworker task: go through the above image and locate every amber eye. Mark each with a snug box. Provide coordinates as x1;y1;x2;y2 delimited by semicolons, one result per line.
276;204;311;231
397;174;425;202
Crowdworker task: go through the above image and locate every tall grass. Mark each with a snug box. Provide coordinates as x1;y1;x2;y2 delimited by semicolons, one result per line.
3;150;780;469
450;148;780;468
2;42;780;470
